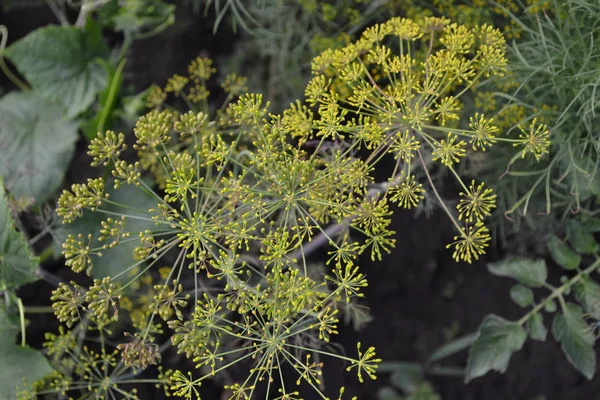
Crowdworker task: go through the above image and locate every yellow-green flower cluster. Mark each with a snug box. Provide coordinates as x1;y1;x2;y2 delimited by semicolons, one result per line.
396;0;548;39
42;16;547;400
49;55;387;399
302;16;512;263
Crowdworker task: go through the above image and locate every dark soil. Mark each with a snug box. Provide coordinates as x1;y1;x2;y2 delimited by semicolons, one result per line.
2;3;599;400
337;208;600;400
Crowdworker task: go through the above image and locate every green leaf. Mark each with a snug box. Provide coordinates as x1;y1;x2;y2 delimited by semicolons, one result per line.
427;332;478;363
510;284;534;307
389;364;424;393
0;177;39;290
552;303;596;379
377;387;403;400
548;235;581;270
567;220;599;255
0;92;78;203
487;258;547;287
545;299;557;313
405;383;441;400
0;306;53;400
465;315;527;382
111;0;175;33
582;217;600;233
81;58;127;141
527;313;547;341
574;276;600;320
53;179;156;280
98;0;175;34
5;25;108;118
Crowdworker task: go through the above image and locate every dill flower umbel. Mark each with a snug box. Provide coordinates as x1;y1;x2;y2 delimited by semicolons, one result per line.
50;53;390;399
468;113;499;150
432;133;467;167
389;174;425;209
457;180;497;223
42;14;536;397
447;222;492;264
515;117;551;160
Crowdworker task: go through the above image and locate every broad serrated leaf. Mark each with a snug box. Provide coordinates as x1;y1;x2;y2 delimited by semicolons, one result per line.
487;258;547;287
510;284;534;307
548;235;581;270
53;179;156;280
552;303;596;379
567;220;599;255
0;178;39;290
0;306;53;400
5;25;108;118
465;315;527;382
574;277;600;320
527;313;547;341
0;92;78;203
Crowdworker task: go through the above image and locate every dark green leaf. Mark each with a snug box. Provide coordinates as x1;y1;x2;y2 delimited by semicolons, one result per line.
487;258;547;287
548;235;581;270
582;217;600;233
377;361;422;374
567;220;599;255
5;25;108;118
101;0;175;33
405;383;441;400
377;387;402;400
510;284;534;307
545;300;557;313
390;364;424;393
0;177;39;290
81;58;127;140
574;276;600;320
0;306;53;400
427;332;478;363
527;313;547;341
552;303;596;379
465;315;527;382
0;92;78;203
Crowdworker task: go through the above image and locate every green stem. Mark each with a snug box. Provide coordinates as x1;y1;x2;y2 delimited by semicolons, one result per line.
417;149;463;234
24;306;54;314
0;26;30;92
16;297;25;347
94;58;128;139
517;257;600;326
425;365;465;377
37;245;54;264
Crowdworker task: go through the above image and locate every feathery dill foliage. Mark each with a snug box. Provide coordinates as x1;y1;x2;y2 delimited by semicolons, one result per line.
474;0;600;243
35;16;538;400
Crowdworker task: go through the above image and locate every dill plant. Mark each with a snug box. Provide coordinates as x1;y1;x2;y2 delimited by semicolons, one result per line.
27;16;547;399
